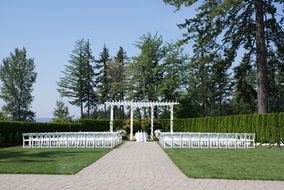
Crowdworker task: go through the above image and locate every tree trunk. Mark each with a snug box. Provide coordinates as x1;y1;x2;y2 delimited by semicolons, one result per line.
87;95;90;119
80;101;83;118
104;104;107;119
255;0;268;113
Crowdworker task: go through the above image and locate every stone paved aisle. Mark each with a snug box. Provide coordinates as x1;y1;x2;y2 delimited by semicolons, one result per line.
0;142;284;190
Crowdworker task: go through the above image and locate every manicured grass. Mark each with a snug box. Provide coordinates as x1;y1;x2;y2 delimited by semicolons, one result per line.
0;146;110;175
165;147;284;181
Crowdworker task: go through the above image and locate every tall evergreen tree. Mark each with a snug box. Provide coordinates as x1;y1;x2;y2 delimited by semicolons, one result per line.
115;47;127;102
232;54;257;114
266;48;284;112
108;47;128;118
164;0;284;113
0;48;37;121
159;43;187;101
128;33;165;102
95;44;111;117
58;39;96;118
82;40;98;117
184;56;213;117
209;57;232;115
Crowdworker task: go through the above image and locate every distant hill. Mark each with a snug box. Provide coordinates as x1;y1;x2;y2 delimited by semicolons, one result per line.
35;118;52;123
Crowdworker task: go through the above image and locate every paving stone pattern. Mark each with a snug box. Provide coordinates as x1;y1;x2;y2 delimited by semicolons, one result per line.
0;142;283;190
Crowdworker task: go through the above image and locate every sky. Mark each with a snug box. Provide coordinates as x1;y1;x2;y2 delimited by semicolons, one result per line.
0;0;193;119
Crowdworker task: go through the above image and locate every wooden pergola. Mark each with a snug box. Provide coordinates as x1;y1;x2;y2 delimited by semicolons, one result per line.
105;101;179;140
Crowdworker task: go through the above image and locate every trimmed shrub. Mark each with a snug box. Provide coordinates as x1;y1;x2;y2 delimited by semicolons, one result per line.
169;113;284;143
0;121;82;146
1;112;284;146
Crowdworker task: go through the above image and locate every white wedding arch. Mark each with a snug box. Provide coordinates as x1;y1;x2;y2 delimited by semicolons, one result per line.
105;101;179;140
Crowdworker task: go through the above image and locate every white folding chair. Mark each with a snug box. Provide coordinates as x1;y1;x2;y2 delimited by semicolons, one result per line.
95;133;105;148
163;133;173;148
199;133;209;148
209;133;218;148
190;133;200;148
172;133;182;148
245;133;255;148
85;132;95;148
181;133;190;148
227;133;237;148
22;133;31;148
76;132;86;148
31;133;41;148
104;133;114;148
49;133;59;148
218;133;228;148
237;133;246;148
58;133;68;148
40;133;50;148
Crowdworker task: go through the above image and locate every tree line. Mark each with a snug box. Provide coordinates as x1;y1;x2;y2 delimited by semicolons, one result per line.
1;0;284;122
57;34;188;120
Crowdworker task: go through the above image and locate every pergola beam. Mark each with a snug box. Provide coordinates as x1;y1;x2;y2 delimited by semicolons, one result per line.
105;101;179;107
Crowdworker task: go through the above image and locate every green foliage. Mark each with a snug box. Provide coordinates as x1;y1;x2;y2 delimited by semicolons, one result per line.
280;113;284;144
0;121;78;145
95;44;111;104
0;119;111;146
58;39;97;118
52;100;73;123
108;47;128;119
127;33;165;101
78;119;122;132
0;111;8;121
0;48;37;121
164;0;284;113
232;56;257;114
2;113;284;146
171;113;284;143
159;43;187;101
109;47;127;101
127;33;187;117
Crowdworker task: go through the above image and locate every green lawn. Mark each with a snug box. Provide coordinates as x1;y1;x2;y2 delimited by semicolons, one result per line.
165;147;284;181
0;146;110;175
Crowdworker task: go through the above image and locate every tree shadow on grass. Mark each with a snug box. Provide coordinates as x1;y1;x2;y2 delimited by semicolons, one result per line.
0;149;93;161
1;159;56;163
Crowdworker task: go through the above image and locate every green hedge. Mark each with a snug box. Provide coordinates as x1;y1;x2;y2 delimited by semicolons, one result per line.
165;113;283;143
0;122;78;146
1;113;284;146
0;120;113;146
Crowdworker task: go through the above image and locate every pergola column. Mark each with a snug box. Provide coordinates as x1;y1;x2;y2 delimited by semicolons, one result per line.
130;106;134;140
110;105;114;132
151;106;154;139
170;105;173;133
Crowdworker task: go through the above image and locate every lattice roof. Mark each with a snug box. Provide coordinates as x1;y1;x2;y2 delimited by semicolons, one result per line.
105;101;179;107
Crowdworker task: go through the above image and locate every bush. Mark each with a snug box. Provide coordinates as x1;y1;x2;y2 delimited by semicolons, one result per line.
1;112;284;146
0;121;82;146
0;119;117;146
170;113;284;143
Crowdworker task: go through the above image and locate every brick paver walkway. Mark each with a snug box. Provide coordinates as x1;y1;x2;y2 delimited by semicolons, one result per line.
0;142;284;190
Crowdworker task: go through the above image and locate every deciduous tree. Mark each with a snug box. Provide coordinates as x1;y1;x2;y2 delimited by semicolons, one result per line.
0;48;37;121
